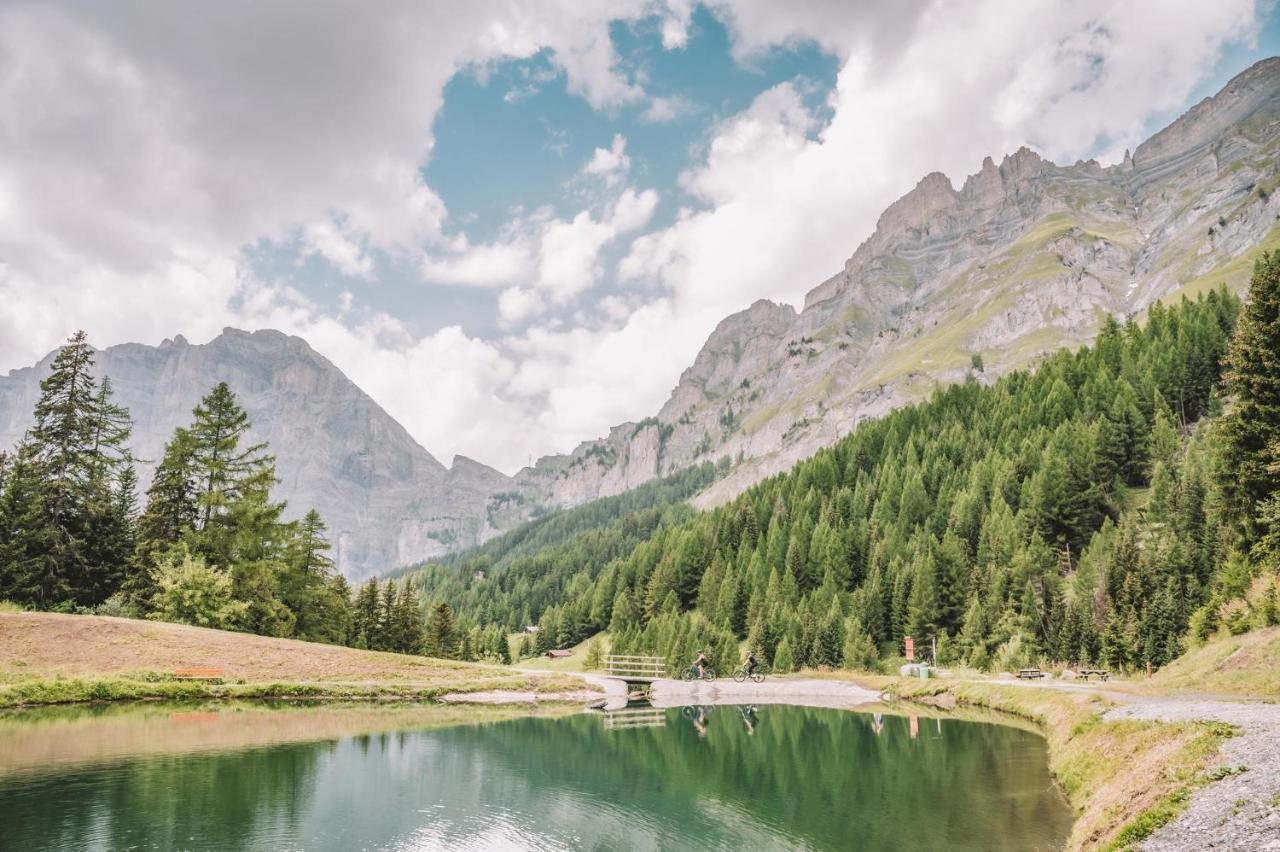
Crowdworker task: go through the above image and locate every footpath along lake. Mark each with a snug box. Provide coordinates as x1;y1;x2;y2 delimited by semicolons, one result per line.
0;701;1072;850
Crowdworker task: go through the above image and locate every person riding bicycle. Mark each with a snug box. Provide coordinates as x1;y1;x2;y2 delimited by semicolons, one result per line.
743;650;759;677
693;650;709;679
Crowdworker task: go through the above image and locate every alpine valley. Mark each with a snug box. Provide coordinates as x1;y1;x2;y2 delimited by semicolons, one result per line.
3;58;1278;581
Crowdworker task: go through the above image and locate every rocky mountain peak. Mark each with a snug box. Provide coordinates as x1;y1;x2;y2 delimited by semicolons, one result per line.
1132;57;1280;184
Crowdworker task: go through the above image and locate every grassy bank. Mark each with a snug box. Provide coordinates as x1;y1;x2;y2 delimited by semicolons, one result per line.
0;612;592;709
855;676;1232;851
1140;625;1280;698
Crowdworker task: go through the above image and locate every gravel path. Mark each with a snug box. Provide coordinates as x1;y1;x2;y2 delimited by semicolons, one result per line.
1102;697;1280;850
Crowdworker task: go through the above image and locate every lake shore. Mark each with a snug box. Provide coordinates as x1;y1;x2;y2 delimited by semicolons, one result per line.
0;611;594;708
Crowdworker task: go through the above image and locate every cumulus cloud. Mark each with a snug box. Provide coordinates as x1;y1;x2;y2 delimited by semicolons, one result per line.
0;0;1265;475
624;0;1261;321
583;133;632;185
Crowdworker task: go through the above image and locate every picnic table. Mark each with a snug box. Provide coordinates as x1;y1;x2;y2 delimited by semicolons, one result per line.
1016;667;1045;680
1079;669;1110;681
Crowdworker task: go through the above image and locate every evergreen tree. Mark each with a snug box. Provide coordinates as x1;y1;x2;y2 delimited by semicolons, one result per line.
1219;251;1280;540
425;601;459;659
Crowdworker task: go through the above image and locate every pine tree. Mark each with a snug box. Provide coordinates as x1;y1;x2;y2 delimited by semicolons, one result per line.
20;331;120;605
189;382;273;531
773;635;796;673
1219;251;1280;540
424;601;459;659
135;428;199;577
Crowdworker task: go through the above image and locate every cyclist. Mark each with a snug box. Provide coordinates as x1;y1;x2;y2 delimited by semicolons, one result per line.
743;649;759;678
692;649;709;679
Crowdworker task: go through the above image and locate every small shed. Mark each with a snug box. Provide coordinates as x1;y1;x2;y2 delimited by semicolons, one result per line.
545;649;573;659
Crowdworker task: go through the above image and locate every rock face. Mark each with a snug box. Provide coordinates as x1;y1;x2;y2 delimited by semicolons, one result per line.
516;57;1280;510
4;59;1278;577
0;329;529;581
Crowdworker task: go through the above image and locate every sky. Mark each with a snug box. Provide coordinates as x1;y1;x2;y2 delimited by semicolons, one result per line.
1;1;1277;474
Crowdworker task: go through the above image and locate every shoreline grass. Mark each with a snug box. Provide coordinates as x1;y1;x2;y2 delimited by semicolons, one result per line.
847;675;1232;851
0;670;593;709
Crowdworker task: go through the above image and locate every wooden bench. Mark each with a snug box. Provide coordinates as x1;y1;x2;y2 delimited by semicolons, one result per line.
1079;669;1110;681
1016;668;1045;680
173;667;225;682
545;649;573;659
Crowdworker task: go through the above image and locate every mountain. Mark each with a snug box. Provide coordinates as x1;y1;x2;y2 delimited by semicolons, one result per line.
3;59;1277;579
516;56;1280;511
0;329;534;580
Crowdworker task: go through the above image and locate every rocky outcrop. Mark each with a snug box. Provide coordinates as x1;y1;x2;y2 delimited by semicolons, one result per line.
5;60;1278;576
0;329;536;581
516;57;1280;512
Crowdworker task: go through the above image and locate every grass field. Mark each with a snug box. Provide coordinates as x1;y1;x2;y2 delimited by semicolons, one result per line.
511;632;610;673
1142;625;1280;699
0;612;590;708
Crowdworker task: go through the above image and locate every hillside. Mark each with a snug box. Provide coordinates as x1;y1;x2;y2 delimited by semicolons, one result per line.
0;611;568;688
0;330;534;581
418;289;1244;679
516;57;1280;511
3;61;1277;581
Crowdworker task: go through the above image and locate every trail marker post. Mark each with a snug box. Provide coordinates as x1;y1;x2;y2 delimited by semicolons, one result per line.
904;636;914;661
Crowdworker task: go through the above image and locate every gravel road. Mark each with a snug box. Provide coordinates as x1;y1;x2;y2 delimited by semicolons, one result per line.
1103;697;1280;850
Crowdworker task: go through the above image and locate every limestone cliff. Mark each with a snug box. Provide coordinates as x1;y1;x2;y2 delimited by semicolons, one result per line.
516;57;1280;510
0;329;528;580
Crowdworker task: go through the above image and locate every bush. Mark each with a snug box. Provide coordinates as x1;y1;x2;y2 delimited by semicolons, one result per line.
89;592;138;619
993;632;1034;672
841;616;879;670
149;551;248;629
0;600;24;614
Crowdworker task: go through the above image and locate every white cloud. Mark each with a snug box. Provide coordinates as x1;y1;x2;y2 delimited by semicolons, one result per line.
583;133;631;182
0;0;1265;477
301;220;374;279
640;95;694;123
498;286;545;326
624;0;1261;323
420;239;534;288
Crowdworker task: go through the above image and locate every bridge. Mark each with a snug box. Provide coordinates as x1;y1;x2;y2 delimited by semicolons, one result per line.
602;654;666;698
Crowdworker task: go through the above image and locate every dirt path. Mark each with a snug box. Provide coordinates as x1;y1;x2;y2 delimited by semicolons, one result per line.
1103;696;1280;851
975;675;1280;850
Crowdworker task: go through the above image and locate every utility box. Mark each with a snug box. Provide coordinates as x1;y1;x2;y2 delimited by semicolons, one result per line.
917;664;930;680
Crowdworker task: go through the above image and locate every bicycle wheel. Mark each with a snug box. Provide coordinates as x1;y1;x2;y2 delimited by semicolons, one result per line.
733;668;747;683
752;671;766;684
681;667;696;681
703;668;716;681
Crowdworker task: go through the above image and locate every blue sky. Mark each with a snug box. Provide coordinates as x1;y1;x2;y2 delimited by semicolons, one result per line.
2;1;1277;472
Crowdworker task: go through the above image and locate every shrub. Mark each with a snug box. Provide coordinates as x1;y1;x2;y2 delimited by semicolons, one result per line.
149;551;248;629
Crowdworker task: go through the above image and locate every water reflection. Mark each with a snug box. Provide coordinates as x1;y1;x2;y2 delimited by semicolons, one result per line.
0;702;1073;851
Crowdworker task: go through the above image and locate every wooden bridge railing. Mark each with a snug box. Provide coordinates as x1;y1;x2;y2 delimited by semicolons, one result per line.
602;706;666;730
603;654;666;679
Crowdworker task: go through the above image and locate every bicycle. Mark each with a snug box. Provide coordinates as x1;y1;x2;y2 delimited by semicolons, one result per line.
681;665;717;681
733;665;767;684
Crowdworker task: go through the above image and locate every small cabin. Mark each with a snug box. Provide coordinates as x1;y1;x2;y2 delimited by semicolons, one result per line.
545;649;572;659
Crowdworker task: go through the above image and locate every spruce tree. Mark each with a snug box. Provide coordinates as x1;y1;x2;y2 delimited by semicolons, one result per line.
189;382;273;530
425;601;459;659
1219;251;1280;540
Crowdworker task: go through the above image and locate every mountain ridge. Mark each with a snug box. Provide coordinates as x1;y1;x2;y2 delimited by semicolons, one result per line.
2;58;1278;576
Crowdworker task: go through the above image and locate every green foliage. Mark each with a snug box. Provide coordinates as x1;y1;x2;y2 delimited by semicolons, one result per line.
399;290;1255;674
424;601;460;659
584;635;604;670
0;340;355;648
1218;251;1280;542
148;549;248;629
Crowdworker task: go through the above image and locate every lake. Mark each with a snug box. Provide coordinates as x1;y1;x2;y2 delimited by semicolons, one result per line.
0;701;1072;851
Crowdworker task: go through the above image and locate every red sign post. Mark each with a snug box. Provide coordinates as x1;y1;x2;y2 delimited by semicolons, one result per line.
904;636;914;661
